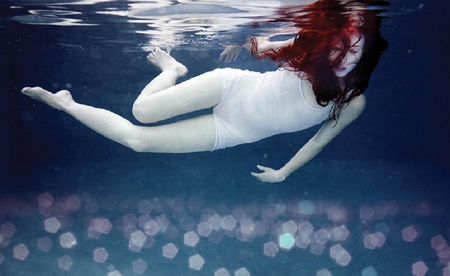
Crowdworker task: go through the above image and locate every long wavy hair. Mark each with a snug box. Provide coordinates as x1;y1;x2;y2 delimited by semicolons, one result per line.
250;0;389;119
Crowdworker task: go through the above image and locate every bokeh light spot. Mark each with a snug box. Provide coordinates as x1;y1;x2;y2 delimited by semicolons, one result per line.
89;217;112;235
263;241;279;257
189;254;205;270
162;243;178;259
362;266;378;276
431;235;447;250
0;222;16;238
222;215;237;231
59;232;77;249
93;247;109;263
412;261;428;276
279;233;295;250
44;217;61;234
208;214;223;230
330;244;351;266
283;220;298;234
402;226;418;242
13;244;29;260
215;268;230;276
184;231;200;247
298;221;314;236
364;232;386;250
317;268;332;276
37;237;53;252
197;221;212;237
132;258;147;274
235;267;251;276
58;255;73;270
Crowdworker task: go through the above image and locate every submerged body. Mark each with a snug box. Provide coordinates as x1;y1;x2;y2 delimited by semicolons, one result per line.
21;0;387;183
212;68;332;150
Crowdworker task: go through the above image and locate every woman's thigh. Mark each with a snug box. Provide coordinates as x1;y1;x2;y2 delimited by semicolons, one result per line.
136;70;223;123
133;114;216;153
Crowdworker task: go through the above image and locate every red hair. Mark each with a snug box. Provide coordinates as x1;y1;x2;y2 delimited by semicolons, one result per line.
250;0;388;119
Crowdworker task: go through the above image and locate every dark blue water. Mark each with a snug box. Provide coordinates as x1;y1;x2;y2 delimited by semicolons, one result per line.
1;0;450;275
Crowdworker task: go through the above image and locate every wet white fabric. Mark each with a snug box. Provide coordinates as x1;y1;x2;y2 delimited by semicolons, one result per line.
212;68;332;150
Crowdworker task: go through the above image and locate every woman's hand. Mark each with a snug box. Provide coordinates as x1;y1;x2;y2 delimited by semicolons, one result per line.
251;165;286;183
219;45;243;63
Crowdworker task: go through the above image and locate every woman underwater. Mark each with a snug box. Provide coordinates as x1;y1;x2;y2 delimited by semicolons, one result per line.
21;0;388;183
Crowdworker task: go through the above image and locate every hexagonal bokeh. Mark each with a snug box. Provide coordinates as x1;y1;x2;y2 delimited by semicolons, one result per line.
412;261;428;276
184;231;200;247
13;244;29;261
162;243;178;259
189;254;205;270
44;217;61;234
234;267;251;276
263;241;278;257
132;258;148;274
279;233;295;250
37;237;53;252
214;268;230;276
93;247;109;263
58;255;73;270
59;232;77;249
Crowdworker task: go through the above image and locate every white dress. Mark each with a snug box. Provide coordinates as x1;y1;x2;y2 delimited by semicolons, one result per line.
212;68;332;150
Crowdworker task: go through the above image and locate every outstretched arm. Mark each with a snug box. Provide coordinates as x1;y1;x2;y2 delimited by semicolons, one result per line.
220;36;295;63
251;94;366;183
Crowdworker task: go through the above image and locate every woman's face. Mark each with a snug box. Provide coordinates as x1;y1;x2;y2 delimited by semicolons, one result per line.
329;31;365;78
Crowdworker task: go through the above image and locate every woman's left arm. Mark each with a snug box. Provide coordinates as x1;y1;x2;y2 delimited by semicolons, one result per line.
251;94;366;183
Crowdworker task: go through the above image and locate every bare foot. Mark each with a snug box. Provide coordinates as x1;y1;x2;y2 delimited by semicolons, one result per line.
147;47;188;77
21;87;74;111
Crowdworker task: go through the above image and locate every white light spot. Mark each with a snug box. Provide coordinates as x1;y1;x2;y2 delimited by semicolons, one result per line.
184;231;200;247
107;270;122;276
283;220;298;234
364;232;386;249
59;232;77;249
197;222;212;237
279;233;295;250
13;244;29;260
0;222;16;238
234;267;251;276
38;192;54;208
295;234;311;249
144;220;160;236
138;200;153;213
222;215;237;231
412;261;428;276
89;217;112;234
431;235;447;250
315;229;330;244
317;268;332;276
402;226;418;242
264;241;279;257
298;221;314;236
44;217;61;234
37;237;53;252
162;243;178;259
208;215;223;230
362;266;377;276
93;248;109;263
58;255;73;270
132;258;147;274
215;268;230;276
297;200;315;215
189;254;205;270
330;244;352;266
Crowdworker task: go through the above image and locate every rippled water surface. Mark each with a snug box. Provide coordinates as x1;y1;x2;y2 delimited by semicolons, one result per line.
1;0;450;275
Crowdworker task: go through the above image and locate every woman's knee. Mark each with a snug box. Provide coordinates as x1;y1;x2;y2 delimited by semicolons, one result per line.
132;100;160;124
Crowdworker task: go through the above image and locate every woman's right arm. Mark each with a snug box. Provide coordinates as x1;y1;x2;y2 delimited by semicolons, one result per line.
220;37;295;63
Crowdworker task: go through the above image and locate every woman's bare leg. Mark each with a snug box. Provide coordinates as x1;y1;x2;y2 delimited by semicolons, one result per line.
21;87;216;153
132;48;223;124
